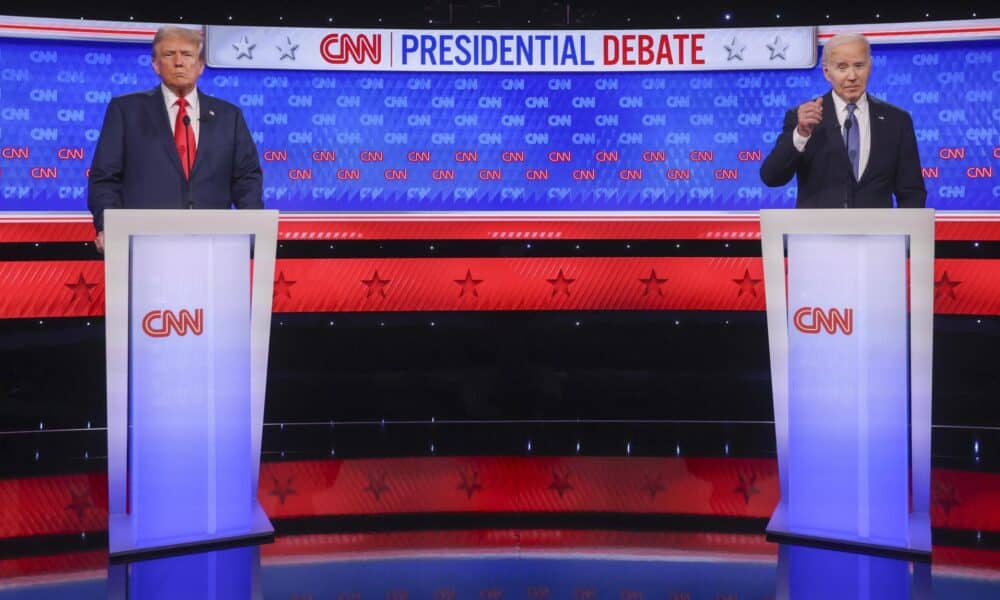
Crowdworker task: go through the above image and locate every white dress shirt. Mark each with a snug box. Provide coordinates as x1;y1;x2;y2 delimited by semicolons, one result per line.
161;84;201;147
792;92;871;180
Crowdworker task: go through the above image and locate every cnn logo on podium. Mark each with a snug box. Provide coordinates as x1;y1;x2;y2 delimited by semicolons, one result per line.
142;309;204;338
793;307;854;335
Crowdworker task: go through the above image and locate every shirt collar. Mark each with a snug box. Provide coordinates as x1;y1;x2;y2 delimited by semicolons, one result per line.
161;84;199;113
831;90;868;115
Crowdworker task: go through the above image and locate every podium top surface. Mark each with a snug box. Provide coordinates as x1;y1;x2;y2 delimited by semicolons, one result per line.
103;210;279;236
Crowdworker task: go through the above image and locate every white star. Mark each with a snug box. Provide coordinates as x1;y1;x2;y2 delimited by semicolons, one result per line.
277;37;299;61
724;36;746;61
232;35;256;60
767;35;789;61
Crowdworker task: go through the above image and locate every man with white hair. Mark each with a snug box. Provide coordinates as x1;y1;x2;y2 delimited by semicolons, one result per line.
760;33;926;208
88;26;263;252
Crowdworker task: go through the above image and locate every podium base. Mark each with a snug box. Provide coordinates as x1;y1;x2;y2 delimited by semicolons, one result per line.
108;501;273;562
765;504;931;561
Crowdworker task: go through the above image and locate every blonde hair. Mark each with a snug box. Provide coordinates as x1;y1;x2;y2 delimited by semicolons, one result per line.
152;26;204;59
822;33;871;65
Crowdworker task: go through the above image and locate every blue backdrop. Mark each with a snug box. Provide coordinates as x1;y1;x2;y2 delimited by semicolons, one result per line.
0;37;996;211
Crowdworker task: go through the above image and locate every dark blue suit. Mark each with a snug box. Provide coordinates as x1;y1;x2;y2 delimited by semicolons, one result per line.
88;87;263;231
760;91;926;208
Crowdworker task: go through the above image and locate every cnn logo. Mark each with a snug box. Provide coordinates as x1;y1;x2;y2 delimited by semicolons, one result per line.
320;33;382;65
793;307;853;335
142;309;204;338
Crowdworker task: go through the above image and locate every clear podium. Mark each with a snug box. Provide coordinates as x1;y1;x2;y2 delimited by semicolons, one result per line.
759;209;934;558
103;209;279;559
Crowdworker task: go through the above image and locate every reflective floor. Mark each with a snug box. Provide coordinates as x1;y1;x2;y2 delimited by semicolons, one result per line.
3;530;1000;599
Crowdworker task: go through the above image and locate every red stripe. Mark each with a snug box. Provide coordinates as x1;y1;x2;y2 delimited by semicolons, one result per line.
818;26;1000;39
2;458;1000;540
0;23;157;36
277;219;762;241
2;216;999;243
270;257;767;313
0;261;105;319
0;257;998;318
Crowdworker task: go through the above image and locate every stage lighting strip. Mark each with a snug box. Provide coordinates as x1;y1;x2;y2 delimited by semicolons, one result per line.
1;457;999;541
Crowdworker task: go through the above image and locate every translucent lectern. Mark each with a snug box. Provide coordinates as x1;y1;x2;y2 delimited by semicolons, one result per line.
760;209;934;558
103;209;278;559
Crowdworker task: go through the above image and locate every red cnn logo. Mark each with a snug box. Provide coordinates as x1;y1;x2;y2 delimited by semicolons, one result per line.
793;307;854;335
320;33;382;65
142;309;204;338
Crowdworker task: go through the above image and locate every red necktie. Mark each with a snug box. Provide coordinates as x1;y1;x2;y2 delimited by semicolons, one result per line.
174;98;196;179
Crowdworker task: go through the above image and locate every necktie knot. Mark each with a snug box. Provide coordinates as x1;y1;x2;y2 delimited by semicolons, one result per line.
175;97;188;109
846;102;857;117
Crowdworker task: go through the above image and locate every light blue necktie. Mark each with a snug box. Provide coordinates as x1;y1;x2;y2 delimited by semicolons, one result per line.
844;103;860;180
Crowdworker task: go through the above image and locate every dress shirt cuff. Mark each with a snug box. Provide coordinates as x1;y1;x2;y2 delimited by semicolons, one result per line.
792;128;810;152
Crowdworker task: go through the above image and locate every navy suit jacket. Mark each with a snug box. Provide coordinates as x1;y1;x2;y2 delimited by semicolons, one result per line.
88;87;263;231
759;91;926;208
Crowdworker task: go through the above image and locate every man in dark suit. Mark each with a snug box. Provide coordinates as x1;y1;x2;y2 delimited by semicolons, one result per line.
760;33;926;208
88;26;263;252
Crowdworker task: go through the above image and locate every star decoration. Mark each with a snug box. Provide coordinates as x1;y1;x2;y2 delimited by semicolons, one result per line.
935;271;962;300
455;269;483;298
273;271;297;300
732;269;762;298
767;35;789;61
933;482;960;515
65;489;93;520
734;472;760;505
364;472;390;501
546;269;576;297
362;270;391;298
724;36;746;61
276;36;299;61
640;473;666;500
457;470;484;499
65;273;98;304
638;269;668;297
269;476;297;505
548;469;573;498
233;35;256;60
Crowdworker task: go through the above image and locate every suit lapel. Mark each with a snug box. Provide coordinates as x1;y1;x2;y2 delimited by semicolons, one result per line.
190;91;215;178
860;95;887;186
145;87;186;177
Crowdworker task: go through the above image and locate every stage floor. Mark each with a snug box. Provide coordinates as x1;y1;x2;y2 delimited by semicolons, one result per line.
2;528;1000;599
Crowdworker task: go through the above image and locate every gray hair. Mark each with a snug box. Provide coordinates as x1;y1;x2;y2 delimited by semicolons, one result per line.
822;33;871;65
152;26;204;59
